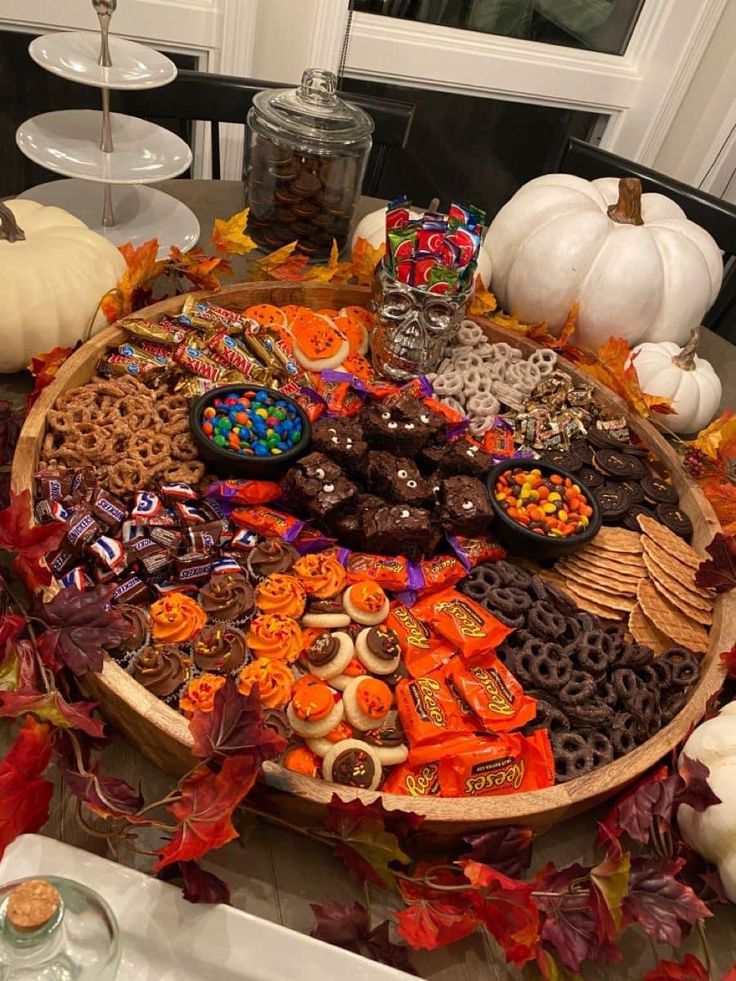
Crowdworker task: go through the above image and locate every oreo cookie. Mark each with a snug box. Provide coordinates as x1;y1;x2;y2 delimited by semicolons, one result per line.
593;449;648;480
594;483;631;522
622;502;656;532
619;479;644;505
587;428;624;450
641;473;679;505
542;449;583;473
577;466;604;489
655;503;693;540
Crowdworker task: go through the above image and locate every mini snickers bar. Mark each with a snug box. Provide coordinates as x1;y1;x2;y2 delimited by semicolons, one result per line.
59;567;92;591
160;482;197;501
131;491;163;520
88;535;127;571
174;551;213;583
65;510;99;550
112;575;150;604
91;488;127;530
210;556;242;576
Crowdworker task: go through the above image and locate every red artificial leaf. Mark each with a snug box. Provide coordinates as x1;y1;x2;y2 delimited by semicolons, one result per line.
101;239;165;323
324;795;411;890
0;690;106;738
311;901;416;974
722;967;736;981
622;856;711;946
533;862;620;973
459;859;539;967
167;246;232;291
61;762;143;822
598;765;676;845
189;679;285;764
0;716;53;857
461;826;534;878
155;755;258;871
675;754;721;812
37;584;132;676
695;533;736;594
0;400;23;466
0;490;65;590
0;615;25;661
642;953;709;981
179;860;232;904
721;645;736;678
396;862;484;950
26;347;74;411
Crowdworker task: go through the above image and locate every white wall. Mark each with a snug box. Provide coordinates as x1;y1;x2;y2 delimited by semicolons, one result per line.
250;0;318;84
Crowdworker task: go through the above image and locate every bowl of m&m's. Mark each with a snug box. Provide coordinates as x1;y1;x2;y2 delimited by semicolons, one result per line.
190;385;311;478
486;461;601;560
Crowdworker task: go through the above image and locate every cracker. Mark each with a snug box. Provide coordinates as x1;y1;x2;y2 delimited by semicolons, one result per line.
649;575;712;626
641;537;698;583
636;579;709;653
570;593;621;621
558;556;641;583
557;564;638;596
628;604;672;655
642;552;712;614
581;547;645;571
636;515;702;570
591;526;643;554
573;583;636;613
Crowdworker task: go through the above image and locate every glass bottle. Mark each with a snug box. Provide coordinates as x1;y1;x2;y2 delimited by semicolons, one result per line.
0;877;120;980
244;68;374;258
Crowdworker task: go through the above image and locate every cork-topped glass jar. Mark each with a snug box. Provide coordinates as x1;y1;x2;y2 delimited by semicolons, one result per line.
244;69;374;258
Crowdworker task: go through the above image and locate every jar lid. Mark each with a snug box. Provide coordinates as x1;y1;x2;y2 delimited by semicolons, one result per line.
7;880;60;933
253;69;374;148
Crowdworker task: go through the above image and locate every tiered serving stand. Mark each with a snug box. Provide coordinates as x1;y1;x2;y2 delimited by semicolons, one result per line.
16;0;199;257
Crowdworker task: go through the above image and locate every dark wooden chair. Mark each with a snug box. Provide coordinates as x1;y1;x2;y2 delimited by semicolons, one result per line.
110;69;414;195
557;138;736;340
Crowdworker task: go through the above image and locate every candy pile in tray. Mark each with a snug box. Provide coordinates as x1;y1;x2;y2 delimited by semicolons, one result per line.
385;196;484;294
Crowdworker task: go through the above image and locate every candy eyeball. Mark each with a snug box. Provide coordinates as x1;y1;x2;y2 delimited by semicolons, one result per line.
404;423;415;430
400;508;410;518
381;411;391;420
419;414;430;423
315;467;325;479
398;469;408;478
407;480;417;488
330;436;339;444
462;500;475;511
466;446;478;457
388;422;398;430
323;483;335;493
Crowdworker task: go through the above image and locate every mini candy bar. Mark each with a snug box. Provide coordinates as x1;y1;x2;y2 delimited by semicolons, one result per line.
395;674;472;749
65;509;99;551
34;501;54;524
206;331;270;381
418;555;466;593
88;535;127;572
149;526;184;551
174;551;213;583
413;588;512;658
138;547;173;580
36;469;74;501
211;556;243;576
48;547;78;577
175;502;208;524
70;468;97;502
119;317;186;345
181;296;244;331
173;340;226;382
229;528;261;552
386;602;455;678
119;342;169;366
154;580;198;596
136;340;176;360
174;376;219;399
131;491;162;520
125;535;159;561
294;527;337;555
444;655;536;732
48;501;74;523
437;730;554;798
160;482;197;502
205;479;282;509
230;506;304;542
91;488;127;531
448;534;506;572
341;551;417;592
59;567;93;591
385;194;411;233
188;521;224;551
98;353;167;381
121;521;147;543
112;574;150;604
382;760;441;797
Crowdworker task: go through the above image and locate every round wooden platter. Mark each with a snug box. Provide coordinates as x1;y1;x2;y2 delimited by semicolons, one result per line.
12;281;733;841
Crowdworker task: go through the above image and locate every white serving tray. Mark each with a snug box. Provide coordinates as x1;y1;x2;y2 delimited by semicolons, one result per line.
0;836;414;981
16;111;192;184
29;32;178;90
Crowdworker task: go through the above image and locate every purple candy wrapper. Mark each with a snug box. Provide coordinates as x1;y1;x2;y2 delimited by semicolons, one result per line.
294;528;337;555
395;589;418;608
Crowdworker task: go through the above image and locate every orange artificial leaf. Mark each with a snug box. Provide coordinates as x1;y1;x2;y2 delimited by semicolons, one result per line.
485;310;535;336
210;207;257;256
0;716;53;859
254;241;309;281
577;337;674;419
340;237;385;286
168;246;232;292
101;239;165;323
304;240;351;284
527;303;581;353
468;275;497;318
27;346;74;410
688;411;736;462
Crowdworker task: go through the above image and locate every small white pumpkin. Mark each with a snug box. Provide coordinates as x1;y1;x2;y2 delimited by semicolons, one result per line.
0;200;126;373
487;175;723;347
628;327;722;434
677;702;736;902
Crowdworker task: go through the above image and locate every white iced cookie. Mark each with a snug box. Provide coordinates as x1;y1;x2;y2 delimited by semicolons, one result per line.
303;631;354;680
327;672;354;692
306;732;349;758
343;581;390;626
363;710;409;766
355;625;401;675
302;594;351;628
343;675;393;731
322;738;382;790
287;685;345;739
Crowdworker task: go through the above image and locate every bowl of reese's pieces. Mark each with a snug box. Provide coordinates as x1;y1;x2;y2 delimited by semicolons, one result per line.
189;384;311;479
486;460;602;560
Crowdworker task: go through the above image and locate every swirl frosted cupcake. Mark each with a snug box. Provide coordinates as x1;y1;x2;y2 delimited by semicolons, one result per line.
179;673;226;716
150;593;206;644
246;539;298;579
238;657;294;709
293;553;347;599
108;605;150;664
198;575;255;624
247;613;303;663
255;574;306;618
192;624;248;674
132;645;190;705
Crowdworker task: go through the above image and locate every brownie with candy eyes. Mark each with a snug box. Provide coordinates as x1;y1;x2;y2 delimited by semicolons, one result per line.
363;402;437;457
361;503;435;560
366;451;433;507
310;416;368;475
328;493;385;550
436;436;495;478
438;475;493;535
280;451;357;520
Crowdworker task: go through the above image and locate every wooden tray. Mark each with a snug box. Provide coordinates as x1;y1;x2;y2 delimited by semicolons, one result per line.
12;282;732;840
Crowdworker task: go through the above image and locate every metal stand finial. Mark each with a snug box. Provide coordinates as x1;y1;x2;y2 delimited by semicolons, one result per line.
92;0;118;227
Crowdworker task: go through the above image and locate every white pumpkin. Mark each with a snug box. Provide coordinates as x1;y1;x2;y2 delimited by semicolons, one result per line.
677;702;736;902
0;200;126;373
628;328;722;434
351;206;493;288
487;175;723;347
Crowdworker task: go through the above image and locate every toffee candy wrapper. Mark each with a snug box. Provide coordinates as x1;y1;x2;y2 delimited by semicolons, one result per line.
444;655;536;732
383;760;441;797
230;506;304;542
385;602;454;678
395;674;473;750
438;730;555;798
412;588;512;658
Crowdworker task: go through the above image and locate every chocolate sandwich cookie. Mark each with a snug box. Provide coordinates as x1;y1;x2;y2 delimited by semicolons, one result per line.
622;502;655;532
640;473;679;505
587;427;625;450
619;479;644;504
593;449;648;480
619;441;650;457
576;466;604;490
542;448;584;473
594;482;631;522
655;503;693;540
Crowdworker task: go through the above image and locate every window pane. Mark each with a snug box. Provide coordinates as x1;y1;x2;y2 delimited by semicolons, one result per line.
343;78;601;217
352;0;646;55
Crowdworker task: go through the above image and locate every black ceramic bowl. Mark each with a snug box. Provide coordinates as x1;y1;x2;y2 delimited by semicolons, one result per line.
486;460;602;561
189;384;311;479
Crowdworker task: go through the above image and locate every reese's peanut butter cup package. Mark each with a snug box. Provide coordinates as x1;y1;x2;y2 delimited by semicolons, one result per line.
444;654;537;733
386;602;454;678
395;674;472;750
383;760;441;797
412;588;512;658
438;730;554;797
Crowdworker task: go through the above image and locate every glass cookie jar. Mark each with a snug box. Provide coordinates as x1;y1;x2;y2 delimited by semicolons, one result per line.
244;69;373;258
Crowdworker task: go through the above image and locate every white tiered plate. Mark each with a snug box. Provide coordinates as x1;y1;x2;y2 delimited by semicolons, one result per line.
16;111;192;184
29;32;177;89
0;836;414;981
18;180;200;257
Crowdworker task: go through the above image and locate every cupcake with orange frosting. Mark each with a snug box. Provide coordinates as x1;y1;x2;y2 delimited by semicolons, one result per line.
255;574;307;618
150;593;207;643
293;553;347;599
247;613;303;663
238;657;294;709
342;581;389;625
287;676;345;738
179;673;226;715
